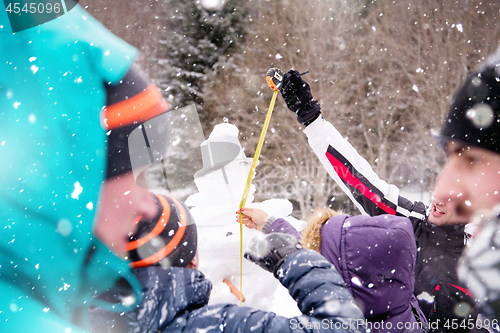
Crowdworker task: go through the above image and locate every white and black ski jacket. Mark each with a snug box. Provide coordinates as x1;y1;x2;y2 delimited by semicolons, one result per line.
303;116;476;333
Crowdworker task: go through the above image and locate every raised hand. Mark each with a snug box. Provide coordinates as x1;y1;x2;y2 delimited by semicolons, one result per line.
235;207;270;232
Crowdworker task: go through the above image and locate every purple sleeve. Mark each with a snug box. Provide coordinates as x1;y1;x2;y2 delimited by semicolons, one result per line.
265;218;302;240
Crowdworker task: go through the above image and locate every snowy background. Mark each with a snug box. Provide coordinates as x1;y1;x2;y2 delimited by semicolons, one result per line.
81;0;500;222
80;0;499;318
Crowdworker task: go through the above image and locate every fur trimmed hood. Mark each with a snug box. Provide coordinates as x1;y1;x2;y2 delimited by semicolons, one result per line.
302;211;424;332
301;208;339;252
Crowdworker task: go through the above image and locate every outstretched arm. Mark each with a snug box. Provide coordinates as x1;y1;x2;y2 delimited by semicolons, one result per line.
182;235;366;333
304;116;426;221
278;69;427;224
220;249;365;333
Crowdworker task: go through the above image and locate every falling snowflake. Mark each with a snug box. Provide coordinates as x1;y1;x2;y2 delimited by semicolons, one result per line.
71;182;83;199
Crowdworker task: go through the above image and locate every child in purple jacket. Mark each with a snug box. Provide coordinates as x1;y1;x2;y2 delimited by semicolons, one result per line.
239;207;428;333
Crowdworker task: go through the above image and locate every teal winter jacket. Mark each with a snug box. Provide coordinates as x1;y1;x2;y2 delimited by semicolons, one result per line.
0;4;142;332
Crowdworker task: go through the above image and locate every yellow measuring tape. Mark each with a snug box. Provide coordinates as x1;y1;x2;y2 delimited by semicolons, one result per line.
238;89;279;305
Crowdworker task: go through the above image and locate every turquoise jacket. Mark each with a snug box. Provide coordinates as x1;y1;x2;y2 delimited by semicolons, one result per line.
0;4;142;332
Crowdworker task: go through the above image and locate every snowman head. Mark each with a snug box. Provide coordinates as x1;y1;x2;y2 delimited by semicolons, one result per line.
187;123;255;211
194;123;251;179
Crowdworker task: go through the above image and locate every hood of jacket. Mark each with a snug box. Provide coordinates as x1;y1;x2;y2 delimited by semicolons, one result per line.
126;266;212;333
0;3;141;330
312;214;419;325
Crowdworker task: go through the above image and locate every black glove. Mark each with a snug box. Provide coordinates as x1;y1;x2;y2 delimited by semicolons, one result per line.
244;233;303;278
279;69;321;126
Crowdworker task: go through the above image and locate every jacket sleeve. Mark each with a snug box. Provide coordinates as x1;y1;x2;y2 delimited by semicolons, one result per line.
264;217;302;239
303;116;427;225
175;250;366;333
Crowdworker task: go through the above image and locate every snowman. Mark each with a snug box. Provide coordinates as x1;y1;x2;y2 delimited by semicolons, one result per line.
185;122;304;316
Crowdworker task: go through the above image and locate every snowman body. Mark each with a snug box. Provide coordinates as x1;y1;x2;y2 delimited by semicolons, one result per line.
185;123;304;315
